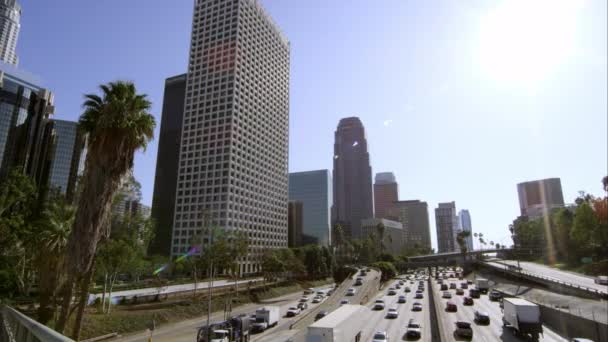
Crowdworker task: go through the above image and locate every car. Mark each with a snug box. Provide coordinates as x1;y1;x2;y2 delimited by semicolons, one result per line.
463;296;474;306
316;291;326;297
467;280;473;285
339;299;349;305
440;284;448;291
312;296;323;303
595;275;608;285
354;278;363;286
405;320;422;339
456;288;464;295
437;279;443;285
446;301;457;312
395;283;401;289
387;289;397;295
442;291;452;299
398;280;404;285
415;293;423;299
460;282;468;289
404;287;411;293
410;281;414;284
474;310;490;325
449;283;457;289
286;306;300;317
454;321;473;339
299;296;309;302
386;308;399;319
412;302;423;311
398;295;407;303
372;331;389;342
297;302;308;310
373;299;386;310
314;310;328;321
469;288;480;298
303;288;314;295
571;339;596;342
416;289;423;294
346;288;356;296
489;290;502;301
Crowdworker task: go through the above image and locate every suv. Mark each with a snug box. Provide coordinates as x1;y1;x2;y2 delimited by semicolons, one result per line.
474;310;490;325
440;284;448;291
454;321;473;339
463;296;474;306
449;283;457;290
354;277;363;286
489;290;502;301
406;320;422;339
446;301;457;312
469;288;480;298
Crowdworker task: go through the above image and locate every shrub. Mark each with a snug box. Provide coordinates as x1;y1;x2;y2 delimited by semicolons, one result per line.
371;262;397;282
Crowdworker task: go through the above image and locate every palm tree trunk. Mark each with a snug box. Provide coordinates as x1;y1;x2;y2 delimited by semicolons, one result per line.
72;265;95;340
101;273;107;313
56;274;75;333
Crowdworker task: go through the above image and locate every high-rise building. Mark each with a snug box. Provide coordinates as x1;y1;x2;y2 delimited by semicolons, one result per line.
374;172;398;220
0;61;54;185
458;209;474;251
435;201;459;253
388;200;432;250
287;200;303;248
149;74;186;256
0;0;20;65
171;0;290;274
332;117;373;239
517;178;564;219
288;170;332;246
45;120;87;200
361;218;404;255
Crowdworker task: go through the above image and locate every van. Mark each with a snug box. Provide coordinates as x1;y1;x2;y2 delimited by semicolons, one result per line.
595;276;608;285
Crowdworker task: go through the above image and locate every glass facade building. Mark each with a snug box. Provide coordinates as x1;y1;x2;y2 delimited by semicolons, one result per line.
0;0;20;65
288;170;332;246
47;119;86;198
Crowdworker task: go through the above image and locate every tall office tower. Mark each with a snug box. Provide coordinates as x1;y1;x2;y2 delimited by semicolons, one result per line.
0;0;20;65
517;178;564;219
458;209;474;251
288;170;332;246
45;119;87;200
332;117;373;239
287;200;303;247
0;62;54;184
435;201;459;253
374;172;398;220
388;200;432;250
172;0;290;274
150;74;186;256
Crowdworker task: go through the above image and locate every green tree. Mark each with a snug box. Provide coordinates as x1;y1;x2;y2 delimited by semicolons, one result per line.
551;208;575;262
371;261;397;282
456;230;471;263
96;240;137;314
570;202;600;256
57;82;155;338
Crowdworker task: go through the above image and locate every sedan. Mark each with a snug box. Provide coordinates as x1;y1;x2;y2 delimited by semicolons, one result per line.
373;299;386;310
340;299;349;305
387;289;397;296
412;302;423;311
463;296;474;306
455;288;464;296
297;302;308;310
454;321;473;339
404;287;411;293
314;310;328;321
415;293;424;299
286;307;300;317
406;320;422;339
442;291;452;299
446;301;457;312
489;290;502;301
398;295;407;303
386;308;399;319
449;283;457;289
372;331;389;342
346;288;356;296
460;282;468;289
474;310;490;325
312;296;323;304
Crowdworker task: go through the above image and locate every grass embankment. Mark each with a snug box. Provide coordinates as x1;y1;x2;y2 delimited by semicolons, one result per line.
61;278;333;340
533;259;608;276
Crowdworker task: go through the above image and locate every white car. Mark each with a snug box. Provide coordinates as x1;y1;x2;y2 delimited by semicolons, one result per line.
373;299;386;310
312;296;323;303
406;320;422;339
442;291;452;299
299;296;309;302
372;331;389;342
385;308;399;319
286;306;300;317
346;288;356;296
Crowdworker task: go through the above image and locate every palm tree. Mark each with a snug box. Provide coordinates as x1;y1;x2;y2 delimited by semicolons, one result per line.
56;82;155;338
456;230;471;263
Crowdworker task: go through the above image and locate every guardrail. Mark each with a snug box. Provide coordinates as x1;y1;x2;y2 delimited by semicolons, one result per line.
1;305;74;342
478;261;608;299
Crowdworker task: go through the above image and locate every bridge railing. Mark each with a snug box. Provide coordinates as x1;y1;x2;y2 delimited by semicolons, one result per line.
1;305;74;342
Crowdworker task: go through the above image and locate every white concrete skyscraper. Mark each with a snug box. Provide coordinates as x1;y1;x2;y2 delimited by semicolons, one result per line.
0;0;20;65
171;0;290;274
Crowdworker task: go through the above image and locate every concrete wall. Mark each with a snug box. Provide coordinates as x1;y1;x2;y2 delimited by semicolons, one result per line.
540;305;608;341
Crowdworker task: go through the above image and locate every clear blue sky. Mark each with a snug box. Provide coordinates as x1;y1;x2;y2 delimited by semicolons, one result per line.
18;0;607;250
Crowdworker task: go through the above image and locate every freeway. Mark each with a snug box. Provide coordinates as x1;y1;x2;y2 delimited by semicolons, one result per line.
488;260;608;293
432;274;567;341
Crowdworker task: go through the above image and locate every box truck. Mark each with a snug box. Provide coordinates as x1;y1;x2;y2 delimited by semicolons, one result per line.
306;304;367;342
502;298;543;340
475;278;490;294
251;306;280;332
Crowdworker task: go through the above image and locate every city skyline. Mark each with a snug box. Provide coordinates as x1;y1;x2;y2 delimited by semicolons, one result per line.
14;0;607;250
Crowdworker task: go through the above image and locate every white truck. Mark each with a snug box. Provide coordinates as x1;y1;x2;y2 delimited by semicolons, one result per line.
475;278;490;294
251;306;280;332
502;298;543;340
306;304;367;342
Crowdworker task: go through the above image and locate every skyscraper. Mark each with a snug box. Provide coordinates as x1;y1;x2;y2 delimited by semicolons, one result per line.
458;209;474;251
332;117;373;239
388;200;432;250
287;200;303;247
0;0;20;65
517;178;564;219
289;170;332;246
150;74;186;256
374;172;398;220
46;119;87;200
435;201;459;253
171;0;290;274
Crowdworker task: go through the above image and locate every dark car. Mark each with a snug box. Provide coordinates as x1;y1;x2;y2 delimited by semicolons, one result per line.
460;282;468;289
463;296;474;306
406;320;422;339
449;283;457;290
489;290;502;301
314;310;328;321
455;321;473;339
474;310;490;325
415;293;424;299
440;284;448;291
469;288;480;298
455;288;464;296
412;302;423;311
446;301;457;312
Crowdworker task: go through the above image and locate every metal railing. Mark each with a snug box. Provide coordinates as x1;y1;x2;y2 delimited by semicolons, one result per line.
1;305;74;342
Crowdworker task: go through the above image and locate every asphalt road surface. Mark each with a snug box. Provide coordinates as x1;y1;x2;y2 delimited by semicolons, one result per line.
490;260;608;293
433;275;567;342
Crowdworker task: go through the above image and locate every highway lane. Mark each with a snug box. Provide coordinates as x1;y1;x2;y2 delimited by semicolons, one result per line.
433;275;567;341
490;260;607;293
358;274;431;341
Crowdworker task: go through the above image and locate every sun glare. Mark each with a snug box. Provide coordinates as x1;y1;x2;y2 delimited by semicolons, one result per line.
477;0;583;87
